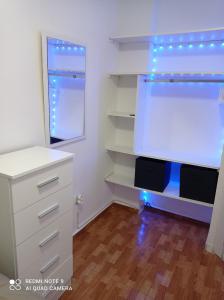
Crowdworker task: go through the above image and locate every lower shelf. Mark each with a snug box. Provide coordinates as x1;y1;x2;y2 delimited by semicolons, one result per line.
106;145;135;155
105;173;214;208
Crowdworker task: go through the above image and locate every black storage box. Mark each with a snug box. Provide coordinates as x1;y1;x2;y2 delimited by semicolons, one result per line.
134;157;171;192
180;164;218;204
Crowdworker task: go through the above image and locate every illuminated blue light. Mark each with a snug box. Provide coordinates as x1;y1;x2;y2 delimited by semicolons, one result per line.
152;58;157;63
68;46;71;50
140;190;151;206
137;223;146;245
80;47;84;52
56;46;59;50
52;94;56;98
62;46;65;50
152;41;224;53
152;68;156;72
53;79;56;83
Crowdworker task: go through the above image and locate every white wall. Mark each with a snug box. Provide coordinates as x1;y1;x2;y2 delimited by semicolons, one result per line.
0;0;118;232
151;0;224;33
116;0;153;35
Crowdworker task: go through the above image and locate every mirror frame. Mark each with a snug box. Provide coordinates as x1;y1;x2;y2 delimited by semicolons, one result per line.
41;32;86;147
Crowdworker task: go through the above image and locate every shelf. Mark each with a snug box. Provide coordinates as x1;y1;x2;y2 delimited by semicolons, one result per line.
110;27;224;45
106;145;220;169
105;173;214;208
106;145;135;156
110;72;149;76
143;72;224;83
110;72;224;78
48;69;85;78
134;148;220;170
107;111;135;118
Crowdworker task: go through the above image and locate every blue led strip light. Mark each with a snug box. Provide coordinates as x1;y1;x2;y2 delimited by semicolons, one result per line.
140;190;151;206
50;78;57;136
154;41;224;52
149;44;158;81
55;45;85;52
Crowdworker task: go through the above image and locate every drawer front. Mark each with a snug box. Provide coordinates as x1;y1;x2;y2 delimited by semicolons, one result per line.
14;185;73;245
18;256;73;299
17;211;73;280
12;160;73;213
44;255;73;299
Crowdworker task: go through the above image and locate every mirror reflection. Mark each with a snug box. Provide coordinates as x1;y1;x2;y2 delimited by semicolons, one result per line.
47;37;86;145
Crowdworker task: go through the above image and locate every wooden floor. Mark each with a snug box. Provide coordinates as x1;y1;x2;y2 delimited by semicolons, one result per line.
60;204;224;300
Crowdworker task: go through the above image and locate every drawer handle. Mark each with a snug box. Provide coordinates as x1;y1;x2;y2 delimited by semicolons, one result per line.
38;203;59;219
37;176;59;189
39;230;59;247
40;255;60;273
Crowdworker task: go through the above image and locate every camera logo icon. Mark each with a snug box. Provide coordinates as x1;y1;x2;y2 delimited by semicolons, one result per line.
9;279;22;291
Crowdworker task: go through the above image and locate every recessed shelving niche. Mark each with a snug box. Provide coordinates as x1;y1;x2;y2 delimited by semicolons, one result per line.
105;27;224;208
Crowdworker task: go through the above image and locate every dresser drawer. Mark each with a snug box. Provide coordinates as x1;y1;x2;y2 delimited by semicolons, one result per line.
12;160;73;213
44;255;73;299
14;185;73;245
17;211;73;280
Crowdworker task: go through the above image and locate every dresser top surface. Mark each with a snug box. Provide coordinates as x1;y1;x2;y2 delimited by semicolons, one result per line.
0;146;74;179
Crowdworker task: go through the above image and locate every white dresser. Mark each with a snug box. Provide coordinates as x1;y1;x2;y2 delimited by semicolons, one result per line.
0;146;74;299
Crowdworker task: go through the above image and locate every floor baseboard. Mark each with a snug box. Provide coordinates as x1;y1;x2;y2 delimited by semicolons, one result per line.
113;199;140;210
73;201;112;236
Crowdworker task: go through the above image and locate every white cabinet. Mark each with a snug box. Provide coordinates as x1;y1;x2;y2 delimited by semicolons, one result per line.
0;146;74;299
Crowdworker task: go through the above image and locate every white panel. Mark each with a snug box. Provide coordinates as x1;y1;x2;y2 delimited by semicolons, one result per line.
117;42;151;73
113;153;135;178
0;177;17;278
156;51;224;73
14;185;73;245
135;79;223;168
17;211;72;277
12;160;73;213
150;194;212;223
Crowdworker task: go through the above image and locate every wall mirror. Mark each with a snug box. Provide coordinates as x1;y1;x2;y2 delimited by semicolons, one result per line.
42;34;86;146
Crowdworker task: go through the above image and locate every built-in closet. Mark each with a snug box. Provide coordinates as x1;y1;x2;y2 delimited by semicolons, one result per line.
104;28;224;257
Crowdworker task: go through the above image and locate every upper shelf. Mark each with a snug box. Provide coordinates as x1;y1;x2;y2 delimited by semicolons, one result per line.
110;72;224;82
110;27;224;45
48;69;85;78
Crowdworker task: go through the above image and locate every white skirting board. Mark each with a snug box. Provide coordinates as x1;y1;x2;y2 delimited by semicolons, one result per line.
73;198;140;236
73;201;112;235
73;194;212;236
205;243;214;253
113;199;140;210
149;195;212;223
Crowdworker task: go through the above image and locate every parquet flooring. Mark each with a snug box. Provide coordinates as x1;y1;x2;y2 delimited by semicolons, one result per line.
60;203;224;300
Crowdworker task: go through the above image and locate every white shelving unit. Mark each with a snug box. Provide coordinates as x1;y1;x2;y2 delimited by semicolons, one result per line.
107;111;135;118
106;145;135;156
106;28;224;210
105;173;213;208
110;27;224;44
